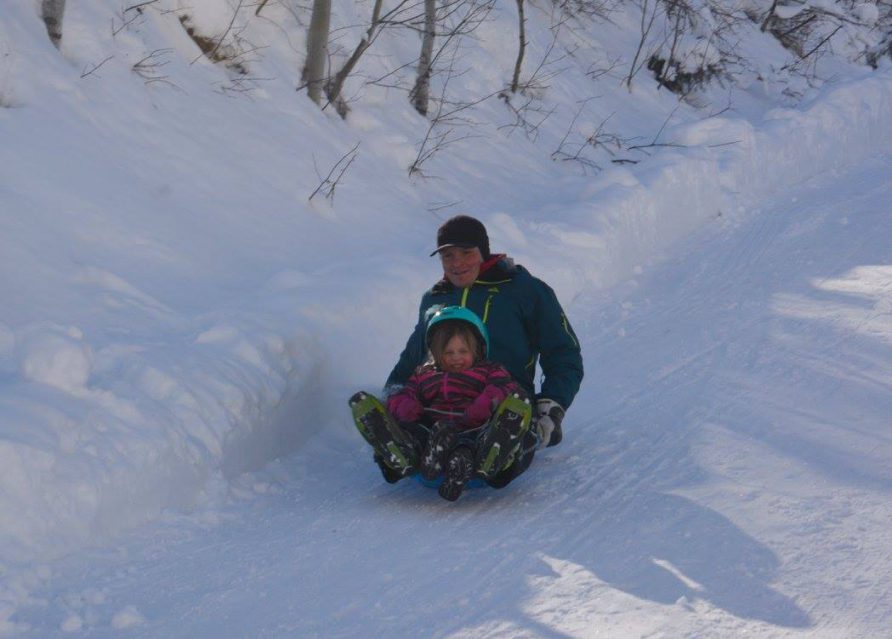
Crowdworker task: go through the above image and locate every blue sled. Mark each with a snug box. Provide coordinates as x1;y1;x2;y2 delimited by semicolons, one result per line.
415;475;486;490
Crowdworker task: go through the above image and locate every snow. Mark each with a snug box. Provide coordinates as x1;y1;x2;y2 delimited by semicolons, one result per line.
2;0;892;636
855;3;881;25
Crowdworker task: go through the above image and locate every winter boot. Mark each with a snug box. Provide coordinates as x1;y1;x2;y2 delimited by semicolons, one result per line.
420;421;459;481
474;392;532;480
349;391;419;476
438;446;474;502
373;454;410;484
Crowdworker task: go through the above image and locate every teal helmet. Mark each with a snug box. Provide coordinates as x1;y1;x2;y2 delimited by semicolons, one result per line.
425;306;490;358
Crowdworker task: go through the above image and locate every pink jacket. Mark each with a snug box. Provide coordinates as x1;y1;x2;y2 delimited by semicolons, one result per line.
386;361;518;430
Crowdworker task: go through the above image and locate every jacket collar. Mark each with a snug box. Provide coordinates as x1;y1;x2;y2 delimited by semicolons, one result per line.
432;254;514;293
477;254;504;276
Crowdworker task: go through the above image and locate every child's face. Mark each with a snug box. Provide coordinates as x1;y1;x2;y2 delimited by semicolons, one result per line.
441;335;475;373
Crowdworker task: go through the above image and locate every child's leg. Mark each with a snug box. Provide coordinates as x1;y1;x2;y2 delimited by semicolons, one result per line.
474;392;533;481
420;421;460;480
483;432;537;488
349;391;420;477
438;445;474;501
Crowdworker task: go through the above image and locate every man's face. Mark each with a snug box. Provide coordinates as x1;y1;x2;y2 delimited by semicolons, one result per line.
439;246;483;288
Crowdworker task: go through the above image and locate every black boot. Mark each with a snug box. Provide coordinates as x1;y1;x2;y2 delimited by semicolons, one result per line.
420;421;458;481
438;446;474;502
374;454;409;484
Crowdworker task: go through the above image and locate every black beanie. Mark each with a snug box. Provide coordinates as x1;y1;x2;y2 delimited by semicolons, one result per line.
430;215;491;258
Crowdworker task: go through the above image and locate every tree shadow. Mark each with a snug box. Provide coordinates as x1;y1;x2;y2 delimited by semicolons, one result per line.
569;489;810;626
348;457;812;636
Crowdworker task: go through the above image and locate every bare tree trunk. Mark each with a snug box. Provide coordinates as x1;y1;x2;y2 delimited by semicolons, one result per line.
325;0;385;117
410;0;437;116
511;0;526;93
41;0;66;48
303;0;332;105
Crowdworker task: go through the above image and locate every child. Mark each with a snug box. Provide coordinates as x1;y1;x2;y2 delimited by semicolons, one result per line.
349;306;531;501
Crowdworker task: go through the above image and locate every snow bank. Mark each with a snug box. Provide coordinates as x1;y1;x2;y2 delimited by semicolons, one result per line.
0;316;325;561
529;71;892;299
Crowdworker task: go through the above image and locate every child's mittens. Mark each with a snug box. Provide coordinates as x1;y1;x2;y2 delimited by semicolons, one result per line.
463;388;504;427
387;395;424;423
462;402;490;427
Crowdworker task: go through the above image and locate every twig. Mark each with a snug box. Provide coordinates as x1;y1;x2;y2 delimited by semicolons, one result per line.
309;142;361;202
649;104;679;147
125;0;158;13
112;11;142;36
132;49;177;88
427;200;463;214
192;0;245;65
707;140;741;148
626;0;660;90
797;24;843;63
627;141;685;152
81;55;114;78
408;42;498;177
778;14;817;41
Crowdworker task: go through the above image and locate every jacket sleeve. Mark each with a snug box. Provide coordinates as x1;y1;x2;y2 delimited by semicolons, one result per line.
384;298;430;394
529;278;584;410
386;373;425;422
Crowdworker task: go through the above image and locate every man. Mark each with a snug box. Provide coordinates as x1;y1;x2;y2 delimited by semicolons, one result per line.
386;215;584;487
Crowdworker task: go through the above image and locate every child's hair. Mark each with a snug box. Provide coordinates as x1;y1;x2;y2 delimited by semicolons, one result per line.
427;320;484;368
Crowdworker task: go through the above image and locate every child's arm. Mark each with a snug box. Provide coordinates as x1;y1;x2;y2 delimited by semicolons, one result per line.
385;373;425;423
462;363;516;427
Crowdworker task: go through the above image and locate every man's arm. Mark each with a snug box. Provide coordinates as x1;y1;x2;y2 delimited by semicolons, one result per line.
532;279;584;410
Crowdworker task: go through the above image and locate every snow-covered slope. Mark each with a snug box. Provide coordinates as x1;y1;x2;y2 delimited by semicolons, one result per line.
8;151;892;638
1;0;892;634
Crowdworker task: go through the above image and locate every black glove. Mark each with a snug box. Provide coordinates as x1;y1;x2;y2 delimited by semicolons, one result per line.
535;399;564;448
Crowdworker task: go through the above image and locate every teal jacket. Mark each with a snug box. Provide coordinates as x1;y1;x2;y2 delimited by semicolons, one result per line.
386;256;583;410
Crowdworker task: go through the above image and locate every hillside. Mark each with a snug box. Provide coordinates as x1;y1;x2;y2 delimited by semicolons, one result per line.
1;1;892;634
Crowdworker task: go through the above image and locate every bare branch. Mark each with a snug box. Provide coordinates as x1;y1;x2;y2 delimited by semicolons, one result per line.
309;142;361;202
626;0;661;90
255;0;271;16
80;55;114;78
408;44;495;177
427;200;463;213
191;0;246;66
132;48;178;88
125;0;158;13
112;8;143;36
784;24;843;68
